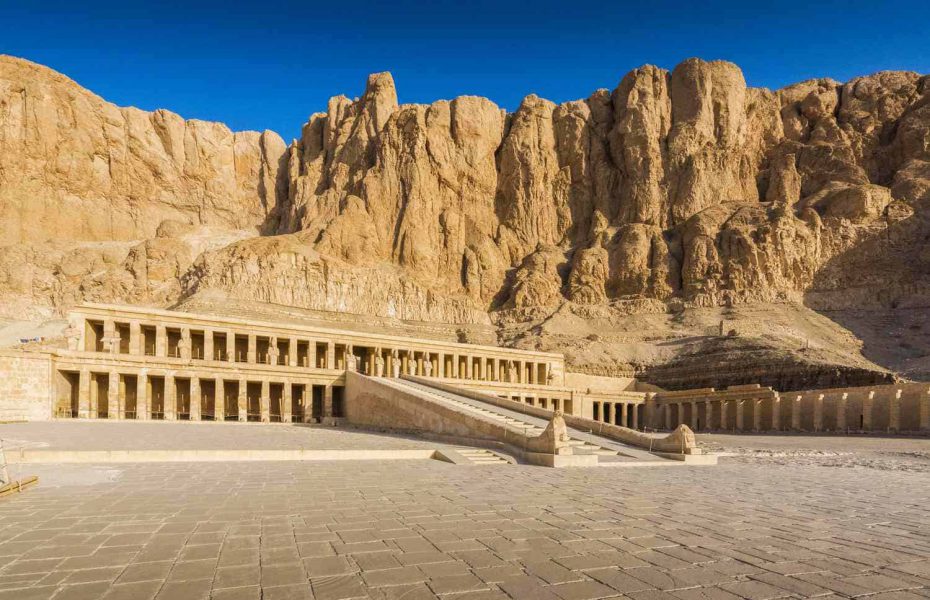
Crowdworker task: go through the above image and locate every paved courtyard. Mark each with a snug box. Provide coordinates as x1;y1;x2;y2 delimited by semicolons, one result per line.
0;425;927;599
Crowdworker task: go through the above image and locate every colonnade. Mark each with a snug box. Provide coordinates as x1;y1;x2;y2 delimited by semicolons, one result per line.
76;317;553;386
655;385;930;433
57;368;339;423
591;400;643;430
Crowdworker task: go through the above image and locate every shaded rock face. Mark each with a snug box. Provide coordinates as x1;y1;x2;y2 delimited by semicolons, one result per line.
1;54;929;385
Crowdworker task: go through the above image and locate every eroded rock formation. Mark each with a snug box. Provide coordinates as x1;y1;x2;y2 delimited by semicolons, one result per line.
2;54;928;387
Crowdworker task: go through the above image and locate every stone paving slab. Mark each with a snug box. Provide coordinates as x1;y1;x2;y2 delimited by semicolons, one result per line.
0;421;446;452
0;446;926;599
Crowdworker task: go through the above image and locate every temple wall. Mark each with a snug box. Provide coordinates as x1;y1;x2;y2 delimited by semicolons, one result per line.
0;351;53;421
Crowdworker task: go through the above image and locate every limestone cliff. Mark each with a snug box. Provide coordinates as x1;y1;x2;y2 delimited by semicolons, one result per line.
2;54;928;388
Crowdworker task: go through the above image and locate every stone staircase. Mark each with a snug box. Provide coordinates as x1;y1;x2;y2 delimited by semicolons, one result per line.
393;378;664;465
455;448;511;465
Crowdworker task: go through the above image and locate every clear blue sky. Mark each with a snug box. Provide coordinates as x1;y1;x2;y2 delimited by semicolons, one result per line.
4;0;928;140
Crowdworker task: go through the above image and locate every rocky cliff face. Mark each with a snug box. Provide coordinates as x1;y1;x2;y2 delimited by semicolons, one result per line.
2;54;928;388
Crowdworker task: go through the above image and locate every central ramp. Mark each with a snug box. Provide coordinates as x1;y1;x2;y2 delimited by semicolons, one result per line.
386;378;672;466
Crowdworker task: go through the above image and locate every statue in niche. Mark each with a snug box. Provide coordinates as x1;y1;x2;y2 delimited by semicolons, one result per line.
423;357;433;377
375;352;385;377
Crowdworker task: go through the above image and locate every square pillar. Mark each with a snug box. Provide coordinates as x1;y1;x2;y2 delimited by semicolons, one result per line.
283;382;292;423
604;403;613;424
190;377;201;421
323;384;333;418
78;369;91;418
920;387;930;432
155;325;167;357
771;397;780;431
288;339;298;367
326;342;335;369
238;378;247;422
631;404;639;430
690;402;699;429
752;399;762;431
465;355;473;380
735;401;745;431
890;389;902;432
620;403;628;428
438;353;446;378
813;394;824;431
260;380;271;423
247;335;257;364
136;373;149;420
215;378;225;421
107;371;120;419
719;401;728;430
863;391;875;430
164;374;177;421
528;362;537;385
129;322;142;355
836;393;848;431
308;341;318;368
204;330;214;362
705;402;713;431
791;395;802;430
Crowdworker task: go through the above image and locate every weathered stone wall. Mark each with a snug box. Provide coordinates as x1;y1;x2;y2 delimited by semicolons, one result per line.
0;351;52;421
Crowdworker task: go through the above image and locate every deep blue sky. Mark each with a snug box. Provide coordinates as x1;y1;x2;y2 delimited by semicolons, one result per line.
4;0;928;140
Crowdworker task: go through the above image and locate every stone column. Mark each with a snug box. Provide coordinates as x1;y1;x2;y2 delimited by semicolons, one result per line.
165;374;177;421
215;378;225;421
77;369;91;418
308;341;317;368
247;335;257;364
438;353;446;378
813;394;824;431
689;402;698;430
155;325;167;357
621;403;629;428
735;400;745;431
129;321;142;355
450;354;458;378
890;389;902;432
632;404;639;430
771;397;780;431
260;380;270;422
204;330;214;362
323;384;333;418
920;387;930;432
289;339;298;367
465;355;473;380
863;391;875;430
528;362;537;384
719;401;728;430
705;402;713;431
603;403;612;424
283;382;292;423
226;332;236;363
108;371;120;419
136;372;148;421
190;377;201;421
238;378;248;422
753;399;762;431
791;395;802;430
836;393;848;431
326;342;335;369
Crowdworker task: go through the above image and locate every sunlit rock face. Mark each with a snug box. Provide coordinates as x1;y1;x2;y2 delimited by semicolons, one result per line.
1;54;928;386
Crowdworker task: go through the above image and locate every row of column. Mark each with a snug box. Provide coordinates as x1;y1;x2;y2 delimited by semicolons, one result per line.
69;369;335;423
660;389;930;432
593;401;640;429
82;318;554;386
